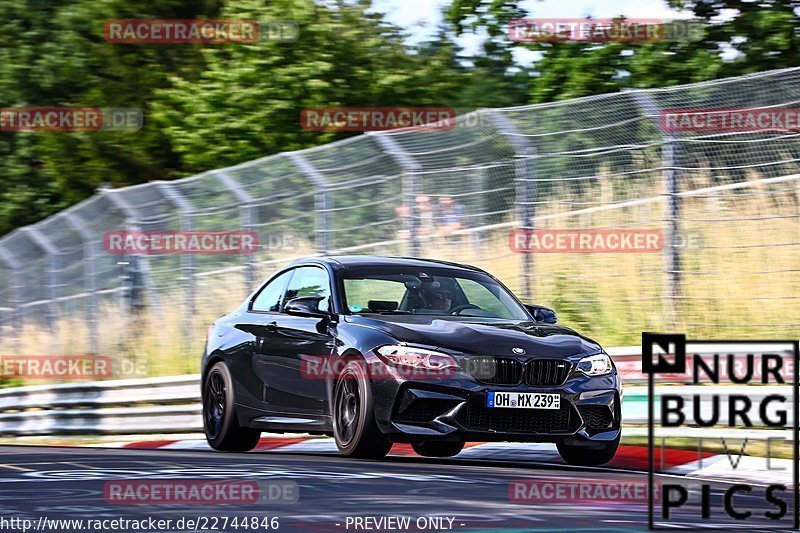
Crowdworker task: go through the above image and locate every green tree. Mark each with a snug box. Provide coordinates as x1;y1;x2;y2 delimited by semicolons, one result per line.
0;0;218;235
445;0;800;102
151;0;469;172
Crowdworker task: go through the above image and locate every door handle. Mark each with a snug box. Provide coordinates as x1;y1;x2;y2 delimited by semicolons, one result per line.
265;321;278;331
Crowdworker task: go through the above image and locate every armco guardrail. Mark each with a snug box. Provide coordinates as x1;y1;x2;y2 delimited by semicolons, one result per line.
0;348;792;437
0;375;200;435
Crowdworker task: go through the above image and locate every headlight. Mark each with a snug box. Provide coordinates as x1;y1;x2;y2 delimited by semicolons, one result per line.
576;353;613;376
375;345;458;371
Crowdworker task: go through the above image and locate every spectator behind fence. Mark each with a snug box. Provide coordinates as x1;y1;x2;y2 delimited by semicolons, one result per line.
416;195;435;236
437;196;465;236
395;196;466;241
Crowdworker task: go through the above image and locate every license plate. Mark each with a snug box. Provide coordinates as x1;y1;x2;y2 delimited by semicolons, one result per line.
487;392;560;410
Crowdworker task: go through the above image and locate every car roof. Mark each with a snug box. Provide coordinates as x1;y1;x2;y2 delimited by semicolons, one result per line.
289;255;485;273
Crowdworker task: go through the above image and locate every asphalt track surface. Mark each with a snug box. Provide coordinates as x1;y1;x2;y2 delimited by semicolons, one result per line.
0;445;793;532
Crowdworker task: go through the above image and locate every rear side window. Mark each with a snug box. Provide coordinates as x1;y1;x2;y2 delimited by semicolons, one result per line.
282;267;331;312
251;270;292;312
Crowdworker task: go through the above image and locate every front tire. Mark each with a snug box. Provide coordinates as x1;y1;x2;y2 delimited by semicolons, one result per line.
203;361;261;452
557;436;619;466
332;360;391;459
412;440;464;458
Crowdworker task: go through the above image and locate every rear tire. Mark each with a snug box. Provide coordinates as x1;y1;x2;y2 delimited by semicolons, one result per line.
203;361;261;452
557;436;619;466
332;360;391;459
412;440;464;458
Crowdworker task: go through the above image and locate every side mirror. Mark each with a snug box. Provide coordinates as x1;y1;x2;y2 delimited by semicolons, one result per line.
525;304;557;324
285;296;330;318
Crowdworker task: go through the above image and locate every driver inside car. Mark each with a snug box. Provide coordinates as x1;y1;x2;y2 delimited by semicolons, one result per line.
424;288;453;311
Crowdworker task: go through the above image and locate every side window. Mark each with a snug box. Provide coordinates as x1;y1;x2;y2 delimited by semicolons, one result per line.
282;267;331;312
251;270;292;312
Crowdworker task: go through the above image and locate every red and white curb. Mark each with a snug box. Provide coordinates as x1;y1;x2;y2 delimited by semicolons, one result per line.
82;435;791;486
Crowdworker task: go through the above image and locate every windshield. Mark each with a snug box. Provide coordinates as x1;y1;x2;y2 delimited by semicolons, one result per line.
340;266;530;320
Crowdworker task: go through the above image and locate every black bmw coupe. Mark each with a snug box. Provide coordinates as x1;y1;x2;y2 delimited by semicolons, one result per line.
201;256;622;465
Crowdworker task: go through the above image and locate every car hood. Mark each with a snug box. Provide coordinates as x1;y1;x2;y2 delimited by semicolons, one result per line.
345;315;602;358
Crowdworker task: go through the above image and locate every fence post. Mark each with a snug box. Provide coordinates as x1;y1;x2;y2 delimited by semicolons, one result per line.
472;166;490;256
487;110;536;301
21;227;60;352
11;269;23;354
0;268;5;345
372;133;421;256
154;182;196;342
662;140;681;329
101;187;166;374
124;235;145;312
629;91;682;330
64;213;99;354
0;247;22;353
288;153;332;254
101;188;153;312
214;171;257;293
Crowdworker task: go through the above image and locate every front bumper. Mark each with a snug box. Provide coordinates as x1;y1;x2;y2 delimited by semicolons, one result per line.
371;359;622;444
